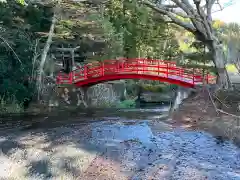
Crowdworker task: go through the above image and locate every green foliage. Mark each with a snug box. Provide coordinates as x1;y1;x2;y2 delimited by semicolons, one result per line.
126;81;177;97
141;84;165;92
0;96;23;113
0;1;53;106
219;22;240;63
17;0;24;5
95;0;180;59
162;84;178;92
141;83;178;93
88;13;124;60
178;20;240;69
117;99;136;108
125;82;139;97
1;0;228;111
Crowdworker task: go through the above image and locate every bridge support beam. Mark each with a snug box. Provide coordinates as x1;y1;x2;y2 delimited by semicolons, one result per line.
83;87;89;107
78;87;89;108
135;84;143;108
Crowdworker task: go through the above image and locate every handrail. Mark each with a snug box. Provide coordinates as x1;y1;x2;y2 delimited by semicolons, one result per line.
56;58;215;86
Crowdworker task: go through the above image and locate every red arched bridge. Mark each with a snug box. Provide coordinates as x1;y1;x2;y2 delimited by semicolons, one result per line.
56;58;215;88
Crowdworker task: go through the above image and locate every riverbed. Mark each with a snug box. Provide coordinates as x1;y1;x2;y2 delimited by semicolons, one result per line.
0;104;240;180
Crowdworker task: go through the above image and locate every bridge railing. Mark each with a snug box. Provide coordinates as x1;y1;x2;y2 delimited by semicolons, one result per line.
56;58;215;85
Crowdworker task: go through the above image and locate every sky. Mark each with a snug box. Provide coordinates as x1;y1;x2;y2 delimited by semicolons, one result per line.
212;0;240;24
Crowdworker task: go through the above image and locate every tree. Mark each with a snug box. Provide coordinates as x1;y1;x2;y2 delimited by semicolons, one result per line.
101;0;181;59
143;0;235;88
221;22;240;72
0;0;53;105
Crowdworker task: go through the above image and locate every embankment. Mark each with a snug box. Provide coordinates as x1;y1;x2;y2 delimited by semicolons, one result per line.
171;87;240;146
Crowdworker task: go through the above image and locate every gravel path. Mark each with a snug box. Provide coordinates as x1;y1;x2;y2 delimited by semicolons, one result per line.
0;118;240;180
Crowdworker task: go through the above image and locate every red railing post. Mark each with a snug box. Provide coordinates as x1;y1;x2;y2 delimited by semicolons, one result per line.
101;61;104;76
143;59;145;73
136;59;139;74
166;63;168;77
202;68;204;83
69;72;73;83
142;59;144;74
122;60;124;72
121;61;124;72
206;70;209;84
71;71;75;84
56;75;59;84
84;65;87;79
192;68;195;84
116;60;119;73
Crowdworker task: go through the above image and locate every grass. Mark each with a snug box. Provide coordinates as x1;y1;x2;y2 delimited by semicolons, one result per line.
116;99;136;108
0;96;23;114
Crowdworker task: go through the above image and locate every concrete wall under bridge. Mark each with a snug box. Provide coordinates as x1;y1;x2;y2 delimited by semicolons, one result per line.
48;82;126;108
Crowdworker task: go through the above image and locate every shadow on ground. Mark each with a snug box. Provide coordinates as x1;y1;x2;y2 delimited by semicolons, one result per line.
0;109;240;180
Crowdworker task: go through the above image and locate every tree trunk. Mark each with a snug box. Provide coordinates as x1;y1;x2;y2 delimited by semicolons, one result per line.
210;41;230;88
233;51;240;74
37;12;57;100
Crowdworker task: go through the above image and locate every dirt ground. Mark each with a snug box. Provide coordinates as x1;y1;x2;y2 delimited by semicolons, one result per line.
171;87;240;146
1;88;240;179
1;117;240;180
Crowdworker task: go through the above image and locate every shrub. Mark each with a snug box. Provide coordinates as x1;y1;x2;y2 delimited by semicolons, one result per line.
117;99;136;108
0;96;23;114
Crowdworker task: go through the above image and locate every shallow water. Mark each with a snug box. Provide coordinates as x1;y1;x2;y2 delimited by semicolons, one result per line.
121;106;170;113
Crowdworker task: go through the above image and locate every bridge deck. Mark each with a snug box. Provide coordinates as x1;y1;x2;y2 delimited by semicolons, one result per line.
56;58;215;87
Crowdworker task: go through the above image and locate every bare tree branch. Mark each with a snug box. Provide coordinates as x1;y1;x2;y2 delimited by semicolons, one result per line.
142;0;232;88
143;0;196;33
193;0;213;39
206;0;216;17
0;35;23;65
172;0;194;16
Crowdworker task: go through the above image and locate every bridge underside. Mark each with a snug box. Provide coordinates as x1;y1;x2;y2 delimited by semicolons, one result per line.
74;74;195;88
